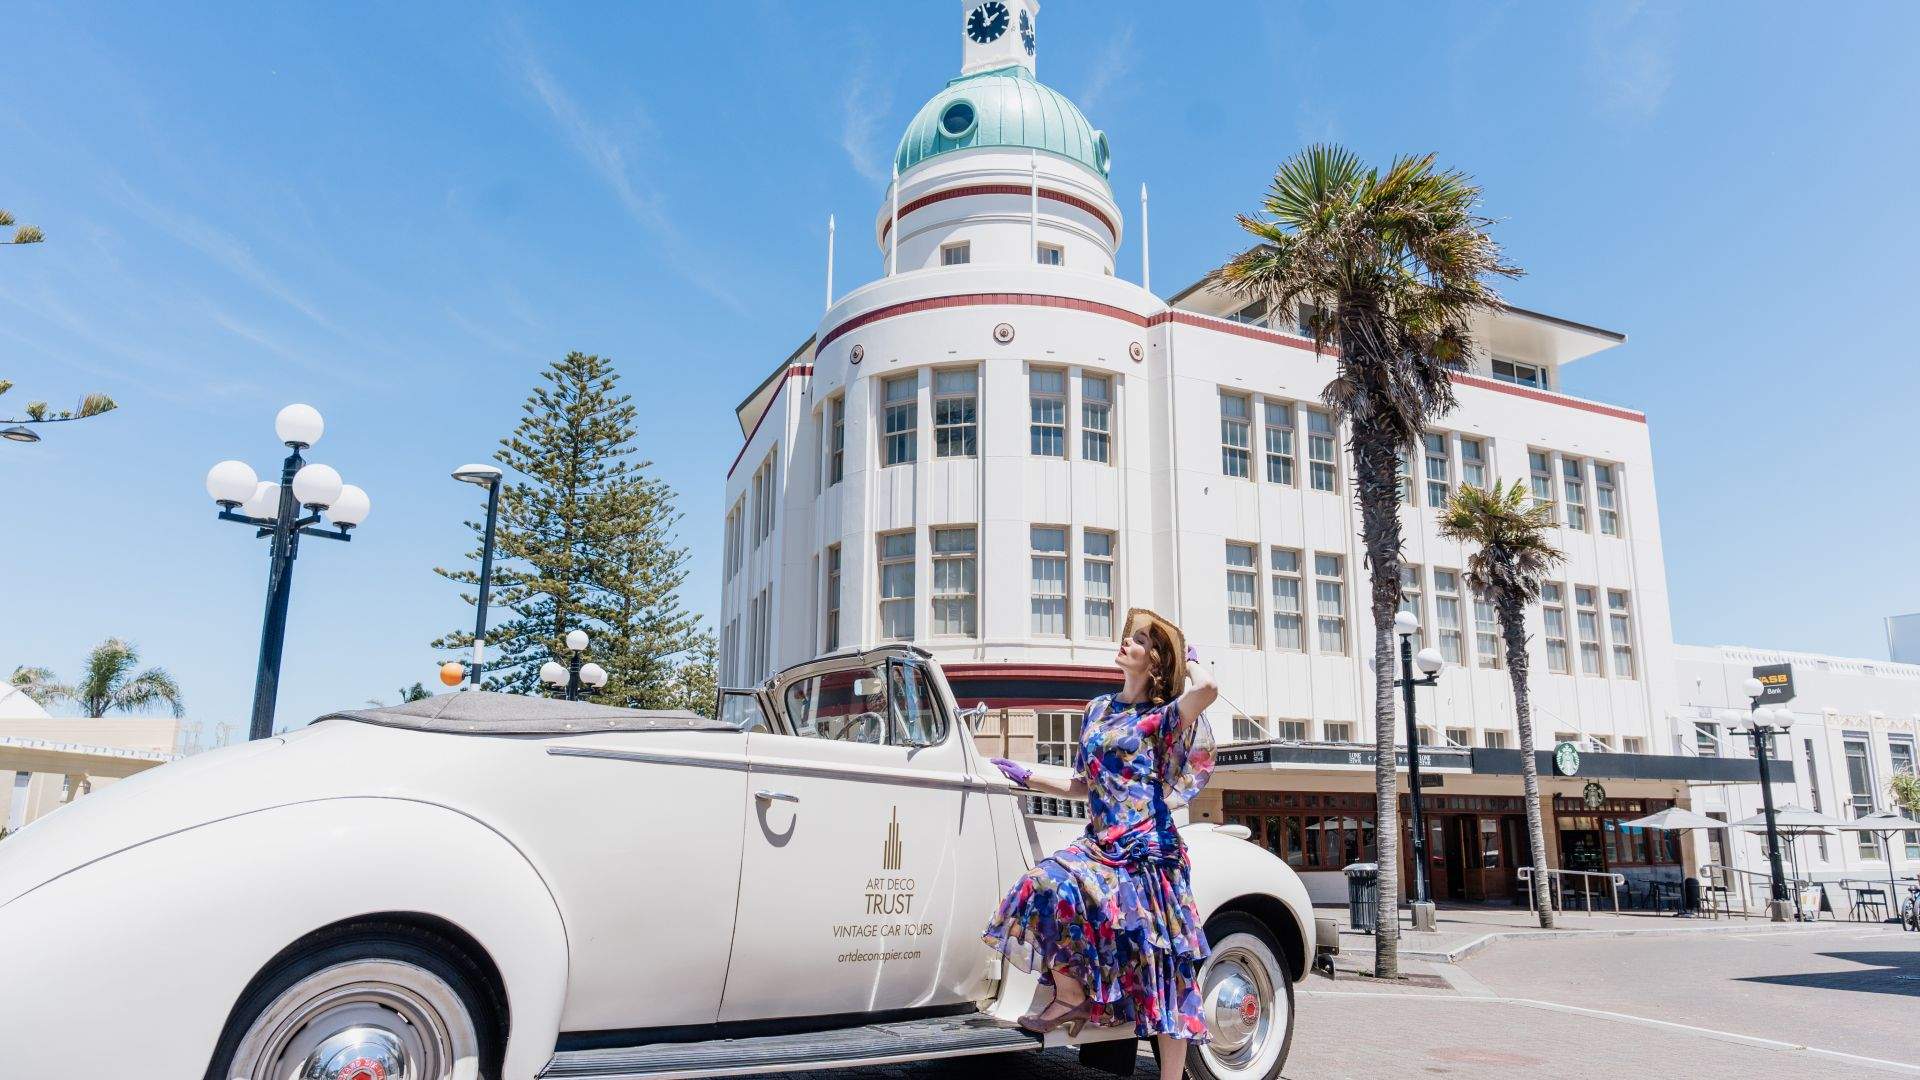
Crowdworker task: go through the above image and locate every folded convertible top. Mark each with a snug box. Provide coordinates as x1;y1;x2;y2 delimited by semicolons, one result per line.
317;690;732;736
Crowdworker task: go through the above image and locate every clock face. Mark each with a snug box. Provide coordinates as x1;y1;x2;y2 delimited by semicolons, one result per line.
1020;9;1035;54
966;1;1010;44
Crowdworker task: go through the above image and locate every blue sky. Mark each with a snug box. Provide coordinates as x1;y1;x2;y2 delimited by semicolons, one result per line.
4;2;1916;735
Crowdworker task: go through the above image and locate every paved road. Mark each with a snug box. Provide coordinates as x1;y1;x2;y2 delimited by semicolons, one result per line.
783;922;1918;1080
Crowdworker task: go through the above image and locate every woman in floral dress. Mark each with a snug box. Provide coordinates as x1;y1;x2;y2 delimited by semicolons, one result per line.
983;608;1218;1080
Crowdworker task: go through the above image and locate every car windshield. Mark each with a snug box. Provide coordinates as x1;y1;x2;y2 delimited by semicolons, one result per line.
780;660;949;748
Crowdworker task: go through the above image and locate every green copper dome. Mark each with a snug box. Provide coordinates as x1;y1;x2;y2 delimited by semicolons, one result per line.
895;67;1110;185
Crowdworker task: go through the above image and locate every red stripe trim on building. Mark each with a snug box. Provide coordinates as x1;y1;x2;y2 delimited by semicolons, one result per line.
726;365;813;479
942;663;1119;683
881;184;1118;241
820;293;1154;349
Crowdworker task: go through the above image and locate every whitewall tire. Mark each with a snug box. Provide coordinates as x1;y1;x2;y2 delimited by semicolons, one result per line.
1180;913;1294;1080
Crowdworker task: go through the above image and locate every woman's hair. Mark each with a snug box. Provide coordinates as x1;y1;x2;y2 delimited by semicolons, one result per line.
1134;623;1180;705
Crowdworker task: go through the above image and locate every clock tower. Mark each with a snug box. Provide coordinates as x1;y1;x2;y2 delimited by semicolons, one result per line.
960;0;1038;77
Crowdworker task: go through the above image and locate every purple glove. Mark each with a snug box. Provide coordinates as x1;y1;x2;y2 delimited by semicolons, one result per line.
1185;645;1200;663
990;758;1032;788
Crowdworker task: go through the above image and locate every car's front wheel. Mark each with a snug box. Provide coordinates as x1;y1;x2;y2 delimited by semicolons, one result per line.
205;920;502;1080
1166;912;1293;1080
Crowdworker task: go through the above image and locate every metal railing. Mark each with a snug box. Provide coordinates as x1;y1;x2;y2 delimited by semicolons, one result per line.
1699;863;1809;919
1518;866;1626;915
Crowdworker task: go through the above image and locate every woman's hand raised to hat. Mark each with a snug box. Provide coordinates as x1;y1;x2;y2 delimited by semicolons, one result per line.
1176;643;1217;723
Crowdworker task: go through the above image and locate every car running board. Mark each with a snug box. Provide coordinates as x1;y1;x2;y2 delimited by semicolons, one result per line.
538;1012;1036;1079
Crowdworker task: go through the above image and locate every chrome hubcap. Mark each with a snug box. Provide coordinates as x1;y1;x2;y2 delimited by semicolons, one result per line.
1200;944;1279;1075
229;959;479;1080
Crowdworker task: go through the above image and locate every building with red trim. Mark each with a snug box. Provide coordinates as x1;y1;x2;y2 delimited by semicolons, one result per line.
720;5;1732;904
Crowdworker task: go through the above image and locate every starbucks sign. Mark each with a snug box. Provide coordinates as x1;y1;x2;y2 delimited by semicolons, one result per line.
1553;741;1581;777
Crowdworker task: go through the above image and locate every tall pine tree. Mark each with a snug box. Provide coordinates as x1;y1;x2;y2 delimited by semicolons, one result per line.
435;352;715;711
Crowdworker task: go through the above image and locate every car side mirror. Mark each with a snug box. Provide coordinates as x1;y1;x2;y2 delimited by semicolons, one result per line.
852;675;884;698
964;702;990;734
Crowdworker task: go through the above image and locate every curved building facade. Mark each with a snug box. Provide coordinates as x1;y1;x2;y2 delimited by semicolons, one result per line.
721;2;1696;902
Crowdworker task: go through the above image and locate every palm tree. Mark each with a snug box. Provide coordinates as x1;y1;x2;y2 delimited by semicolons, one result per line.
1439;480;1564;928
1217;145;1519;977
9;638;184;718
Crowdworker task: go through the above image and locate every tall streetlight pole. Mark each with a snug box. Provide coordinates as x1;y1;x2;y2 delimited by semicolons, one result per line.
205;405;370;740
1740;676;1794;923
541;630;607;701
1393;610;1445;931
452;463;505;687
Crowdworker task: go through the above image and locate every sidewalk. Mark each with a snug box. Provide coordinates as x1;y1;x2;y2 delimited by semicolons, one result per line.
1323;903;1857;967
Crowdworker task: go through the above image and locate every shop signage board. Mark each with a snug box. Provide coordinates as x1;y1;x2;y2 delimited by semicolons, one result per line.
1214;744;1472;772
1752;663;1795;704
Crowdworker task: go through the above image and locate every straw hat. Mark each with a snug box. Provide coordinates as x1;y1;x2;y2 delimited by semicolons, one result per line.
1121;607;1187;698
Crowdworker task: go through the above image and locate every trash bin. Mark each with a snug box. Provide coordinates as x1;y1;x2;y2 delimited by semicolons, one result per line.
1345;862;1380;933
1682;876;1701;914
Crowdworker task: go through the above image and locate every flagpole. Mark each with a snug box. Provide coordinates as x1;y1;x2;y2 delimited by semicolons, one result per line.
888;165;899;276
1140;182;1151;293
1029;150;1039;263
825;214;835;311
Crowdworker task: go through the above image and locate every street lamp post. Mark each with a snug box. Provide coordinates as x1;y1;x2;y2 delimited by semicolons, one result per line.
452;463;505;687
540;630;607;702
1393;611;1446;930
205;404;370;740
1740;677;1794;923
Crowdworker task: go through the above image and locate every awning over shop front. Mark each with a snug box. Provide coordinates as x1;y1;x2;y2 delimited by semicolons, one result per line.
0;736;174;779
1213;742;1789;785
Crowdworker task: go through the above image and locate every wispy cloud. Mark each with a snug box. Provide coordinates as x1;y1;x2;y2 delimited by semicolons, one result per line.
498;13;747;313
840;38;895;185
1075;24;1136;117
1587;0;1675;123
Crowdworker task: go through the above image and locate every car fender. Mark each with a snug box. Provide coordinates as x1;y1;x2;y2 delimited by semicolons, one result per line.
0;797;568;1080
1182;823;1315;981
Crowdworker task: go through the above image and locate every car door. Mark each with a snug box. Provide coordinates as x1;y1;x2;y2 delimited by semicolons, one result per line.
719;654;999;1022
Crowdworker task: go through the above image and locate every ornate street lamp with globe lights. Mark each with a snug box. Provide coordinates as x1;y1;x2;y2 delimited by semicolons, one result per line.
451;463;505;687
204;404;369;741
541;630;607;702
1739;676;1795;922
1392;610;1446;928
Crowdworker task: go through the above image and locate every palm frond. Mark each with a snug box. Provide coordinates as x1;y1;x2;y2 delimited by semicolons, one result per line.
9;665;71;707
1438;480;1564;601
111;668;184;718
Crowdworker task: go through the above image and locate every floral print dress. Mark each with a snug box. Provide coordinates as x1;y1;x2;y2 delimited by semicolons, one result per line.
982;693;1216;1041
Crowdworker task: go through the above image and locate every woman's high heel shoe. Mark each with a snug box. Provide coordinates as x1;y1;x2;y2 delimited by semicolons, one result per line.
1018;996;1093;1037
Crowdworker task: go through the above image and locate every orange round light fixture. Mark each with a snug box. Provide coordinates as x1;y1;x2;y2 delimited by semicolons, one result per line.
438;661;465;687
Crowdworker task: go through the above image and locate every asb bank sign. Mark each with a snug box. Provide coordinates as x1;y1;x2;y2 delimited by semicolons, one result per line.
1752;663;1795;705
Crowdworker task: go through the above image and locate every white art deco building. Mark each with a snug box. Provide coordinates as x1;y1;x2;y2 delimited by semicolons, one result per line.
719;2;1770;902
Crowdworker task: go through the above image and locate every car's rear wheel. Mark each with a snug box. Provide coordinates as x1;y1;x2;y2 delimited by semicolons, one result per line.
1159;913;1293;1080
205;921;502;1080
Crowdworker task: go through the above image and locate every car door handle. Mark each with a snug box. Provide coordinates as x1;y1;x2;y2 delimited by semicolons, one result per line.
754;789;799;804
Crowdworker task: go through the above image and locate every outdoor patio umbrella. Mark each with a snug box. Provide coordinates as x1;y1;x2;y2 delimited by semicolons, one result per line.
1837;810;1920;921
1729;805;1846;918
1620;806;1729;831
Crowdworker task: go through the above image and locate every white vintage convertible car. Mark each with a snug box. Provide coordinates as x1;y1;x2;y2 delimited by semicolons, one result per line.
0;646;1320;1080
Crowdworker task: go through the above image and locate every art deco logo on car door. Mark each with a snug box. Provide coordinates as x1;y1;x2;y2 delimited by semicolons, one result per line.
881;806;903;870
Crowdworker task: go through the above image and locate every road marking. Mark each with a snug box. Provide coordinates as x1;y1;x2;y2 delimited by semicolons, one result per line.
1298;991;1920;1075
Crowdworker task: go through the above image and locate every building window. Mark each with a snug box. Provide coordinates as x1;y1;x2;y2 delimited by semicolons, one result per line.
1446;727;1472;748
1030;369;1067;457
883;374;918;466
823;544;842;652
1081;374;1112;463
940;242;970;266
749;471;763;550
1084;530;1115;639
1295;302;1324;338
1263;400;1295;485
1314;553;1347;654
1398;564;1424;648
1395;445;1414;505
1845;737;1878;858
1694;722;1720;758
828;396;846;486
1529;451;1555;520
1037;242;1064;266
1324;721;1355;743
877;531;915;640
1029;526;1069;636
1541;583;1570;674
1270;547;1303;651
1433;569;1464;664
1562;456;1588;531
1460;436;1488;489
1227;298;1268;326
1491;357;1546;388
1226;542;1259;647
1423;432;1451;508
1890;739;1919;858
1575;586;1603;675
931;527;977;636
1220;392;1251;477
1231;716;1265;742
1473;588;1502;668
1804;737;1830;859
1622;737;1645;754
1595;463;1620;536
933;369;978;458
1307;409;1338;492
1607;590;1636;678
1484;730;1508;749
1036;711;1077;766
1275;719;1308;741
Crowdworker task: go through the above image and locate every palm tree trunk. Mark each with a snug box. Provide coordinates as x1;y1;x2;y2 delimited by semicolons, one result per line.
1352;426;1406;978
1496;591;1555;928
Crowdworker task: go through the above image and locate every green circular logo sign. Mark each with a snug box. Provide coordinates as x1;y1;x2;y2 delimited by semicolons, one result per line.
1554;742;1581;777
1583;780;1607;809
